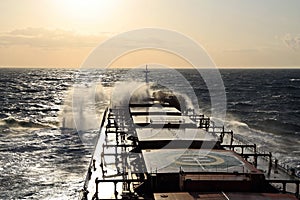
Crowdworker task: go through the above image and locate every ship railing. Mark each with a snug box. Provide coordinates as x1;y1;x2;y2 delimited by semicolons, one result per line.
81;107;109;199
182;170;253;180
267;179;300;198
106;106;136;141
202;118;299;180
148;167;252;176
230;134;300;180
94;178;146;200
187;113;210;130
207;124;234;146
150;118;186;124
81;107;137;199
188;111;300;194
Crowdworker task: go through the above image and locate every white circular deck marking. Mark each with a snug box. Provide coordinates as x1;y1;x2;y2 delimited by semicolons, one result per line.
175;154;225;167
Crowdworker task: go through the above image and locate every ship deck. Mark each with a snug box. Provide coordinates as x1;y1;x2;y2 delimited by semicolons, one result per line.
130;106;182;115
154;192;298;200
142;149;260;174
136;128;218;149
82;93;300;199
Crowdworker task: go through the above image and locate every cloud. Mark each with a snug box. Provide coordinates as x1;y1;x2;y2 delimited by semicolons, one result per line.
282;34;300;51
0;27;110;49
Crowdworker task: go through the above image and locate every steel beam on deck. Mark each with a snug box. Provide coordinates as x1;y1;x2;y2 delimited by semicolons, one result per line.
222;144;256;148
241;153;271;157
101;153;128;156
103;144;135;148
267;180;300;198
222;144;257;159
96;179;142;183
240;152;272;175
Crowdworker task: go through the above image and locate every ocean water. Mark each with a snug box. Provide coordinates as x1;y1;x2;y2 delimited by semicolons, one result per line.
0;68;299;199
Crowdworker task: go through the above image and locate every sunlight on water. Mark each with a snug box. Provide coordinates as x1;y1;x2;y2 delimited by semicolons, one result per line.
0;68;299;199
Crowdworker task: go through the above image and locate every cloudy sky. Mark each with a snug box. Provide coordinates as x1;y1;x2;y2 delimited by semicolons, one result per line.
0;0;300;68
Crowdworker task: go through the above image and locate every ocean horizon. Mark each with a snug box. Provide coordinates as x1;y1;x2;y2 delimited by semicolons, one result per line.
0;67;299;199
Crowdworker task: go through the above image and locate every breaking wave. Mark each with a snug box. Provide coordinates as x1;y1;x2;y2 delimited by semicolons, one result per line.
1;117;57;129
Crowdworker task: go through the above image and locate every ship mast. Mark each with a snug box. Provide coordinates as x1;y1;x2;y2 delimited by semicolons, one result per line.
145;64;149;84
144;65;150;98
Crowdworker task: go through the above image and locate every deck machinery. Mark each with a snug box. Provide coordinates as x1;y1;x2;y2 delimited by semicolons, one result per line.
82;90;299;200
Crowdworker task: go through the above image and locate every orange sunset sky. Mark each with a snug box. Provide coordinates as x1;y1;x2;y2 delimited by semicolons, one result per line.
0;0;300;68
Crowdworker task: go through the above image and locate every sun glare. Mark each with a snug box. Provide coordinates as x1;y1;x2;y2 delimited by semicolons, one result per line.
57;0;116;21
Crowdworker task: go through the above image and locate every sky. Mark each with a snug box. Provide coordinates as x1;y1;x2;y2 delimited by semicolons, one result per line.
0;0;300;68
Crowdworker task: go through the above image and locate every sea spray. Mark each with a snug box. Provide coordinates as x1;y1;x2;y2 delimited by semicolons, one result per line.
111;80;197;113
61;83;108;130
59;83;109;147
110;81;150;107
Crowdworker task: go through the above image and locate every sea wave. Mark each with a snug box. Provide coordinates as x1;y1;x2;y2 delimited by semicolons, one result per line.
0;68;299;199
290;78;300;82
1;117;56;129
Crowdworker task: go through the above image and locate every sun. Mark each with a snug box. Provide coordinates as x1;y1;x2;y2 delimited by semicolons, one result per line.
56;0;116;21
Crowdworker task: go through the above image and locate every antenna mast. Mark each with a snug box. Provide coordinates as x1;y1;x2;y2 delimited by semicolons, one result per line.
145;64;149;84
144;65;150;97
